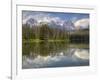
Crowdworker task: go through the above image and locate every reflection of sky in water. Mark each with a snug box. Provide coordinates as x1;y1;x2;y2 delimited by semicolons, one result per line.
22;48;89;69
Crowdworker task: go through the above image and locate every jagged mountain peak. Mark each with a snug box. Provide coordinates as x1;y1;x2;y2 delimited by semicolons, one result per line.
23;17;89;31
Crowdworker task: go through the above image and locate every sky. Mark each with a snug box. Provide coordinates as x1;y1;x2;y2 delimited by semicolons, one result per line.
22;10;89;21
22;10;89;29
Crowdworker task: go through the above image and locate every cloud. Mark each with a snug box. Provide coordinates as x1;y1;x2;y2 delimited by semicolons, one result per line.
22;12;65;26
74;18;89;30
23;12;51;24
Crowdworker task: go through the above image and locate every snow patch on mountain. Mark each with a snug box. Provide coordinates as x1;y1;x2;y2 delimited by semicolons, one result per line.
23;14;89;31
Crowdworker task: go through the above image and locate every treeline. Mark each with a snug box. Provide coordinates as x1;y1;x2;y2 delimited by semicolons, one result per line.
22;23;69;41
69;29;89;43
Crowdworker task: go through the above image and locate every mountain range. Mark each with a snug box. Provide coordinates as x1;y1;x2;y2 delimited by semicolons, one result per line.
23;17;89;31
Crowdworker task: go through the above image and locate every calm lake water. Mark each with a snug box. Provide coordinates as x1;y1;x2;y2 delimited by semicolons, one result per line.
22;42;89;69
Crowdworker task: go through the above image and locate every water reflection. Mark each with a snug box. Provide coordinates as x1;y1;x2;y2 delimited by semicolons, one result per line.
22;42;89;69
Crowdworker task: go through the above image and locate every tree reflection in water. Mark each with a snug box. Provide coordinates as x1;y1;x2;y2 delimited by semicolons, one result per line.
22;42;89;69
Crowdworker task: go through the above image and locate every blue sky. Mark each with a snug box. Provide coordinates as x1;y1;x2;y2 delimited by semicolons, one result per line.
46;12;89;21
22;10;89;22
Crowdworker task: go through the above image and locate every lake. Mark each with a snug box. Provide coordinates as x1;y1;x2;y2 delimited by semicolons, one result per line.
22;42;89;69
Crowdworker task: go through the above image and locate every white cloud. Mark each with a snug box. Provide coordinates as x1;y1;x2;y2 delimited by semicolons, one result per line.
22;12;51;24
74;18;89;30
22;12;64;26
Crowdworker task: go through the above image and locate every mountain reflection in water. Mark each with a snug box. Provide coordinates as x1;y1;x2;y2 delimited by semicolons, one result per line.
22;42;89;69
